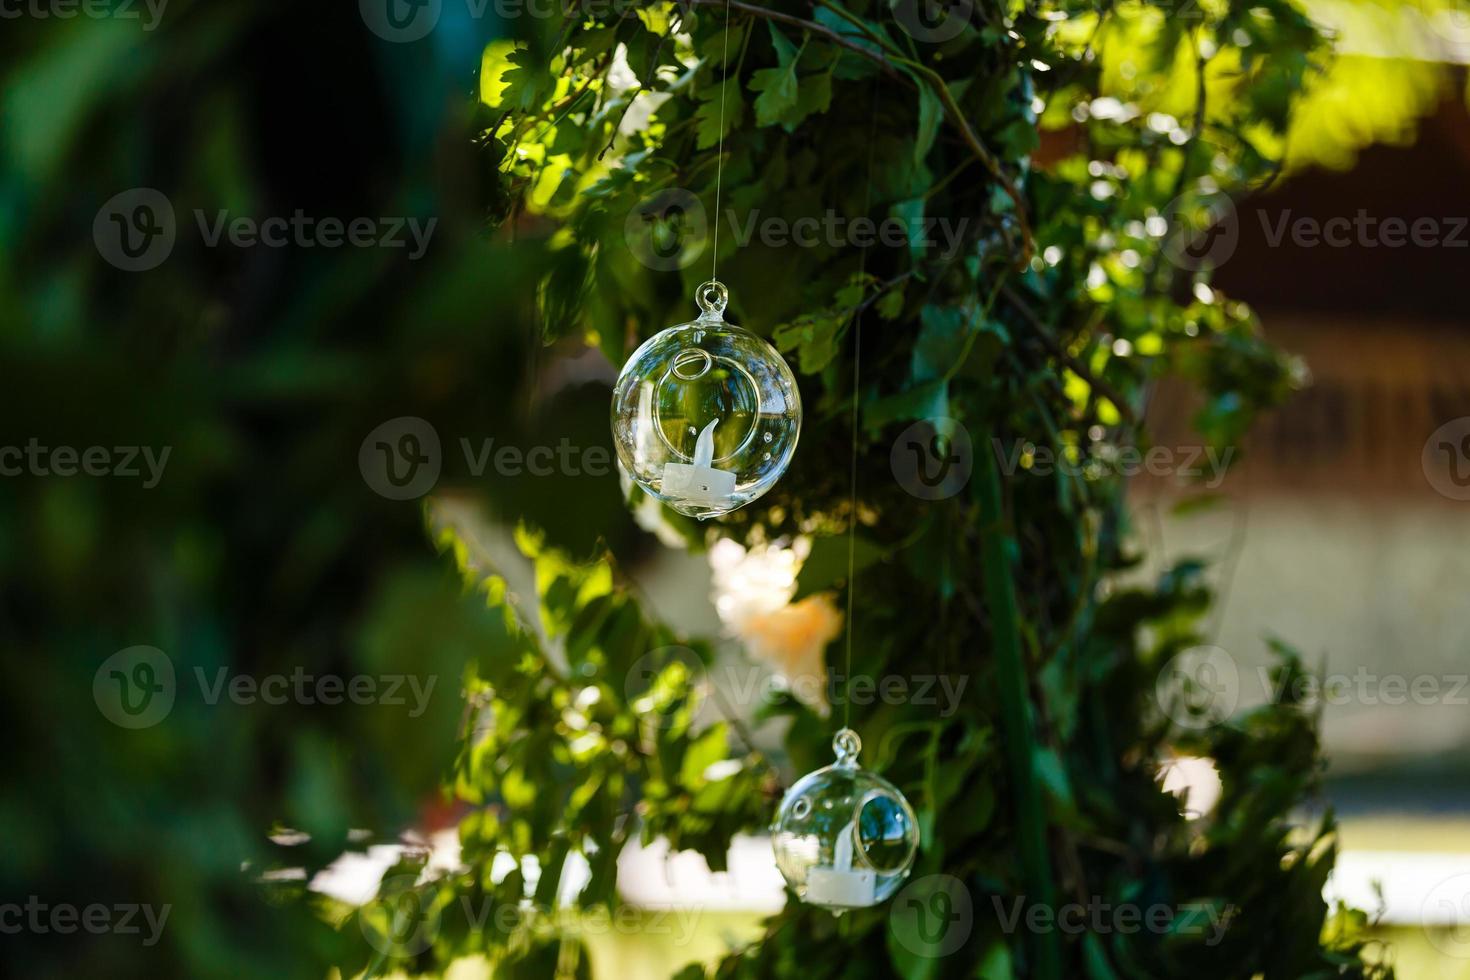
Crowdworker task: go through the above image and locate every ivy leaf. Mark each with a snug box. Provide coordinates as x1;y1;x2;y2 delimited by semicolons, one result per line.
876;287;905;320
537;245;592;342
891;196;927;262
699;22;746;65
495;46;551;113
622;29;661;86
812;6;886;80
571;27;618;66
749;66;799;128
1032;745;1075;810
635;1;675;36
864;379;949;434
794;534;887;600
766;21;800;66
750;23;803;127
834;271;875;310
678;723;731;786
911;303;973;383
695;76;745;150
915;84;943;164
773;310;847;373
780;70;834;132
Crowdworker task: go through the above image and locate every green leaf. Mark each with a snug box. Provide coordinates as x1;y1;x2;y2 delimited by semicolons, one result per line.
864;379;949;433
811;6;886;79
911;303;973;383
766;21;800;67
876;287;905;320
891;196;927;263
1032;745;1073;809
622;29;661;86
773;311;847;374
780;70;834;132
497;47;552;114
636;1;674;35
794;533;887;600
915;84;943;164
537;245;591;342
749;65;799;128
699;22;746;65
695;76;745;150
679;723;731;787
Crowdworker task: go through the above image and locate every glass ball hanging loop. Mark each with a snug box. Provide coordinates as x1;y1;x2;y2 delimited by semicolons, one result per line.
771;728;920;913
611;280;801;520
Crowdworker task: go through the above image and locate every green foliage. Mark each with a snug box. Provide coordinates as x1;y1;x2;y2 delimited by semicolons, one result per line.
473;0;1392;976
0;0;1412;978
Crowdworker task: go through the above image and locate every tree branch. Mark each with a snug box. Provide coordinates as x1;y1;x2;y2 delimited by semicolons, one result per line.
689;0;904;81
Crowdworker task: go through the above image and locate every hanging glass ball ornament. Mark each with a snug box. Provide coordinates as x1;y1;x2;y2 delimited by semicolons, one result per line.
771;728;920;913
611;281;801;520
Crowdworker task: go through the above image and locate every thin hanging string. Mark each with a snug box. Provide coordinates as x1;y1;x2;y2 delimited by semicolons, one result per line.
710;0;733;284
841;80;881;734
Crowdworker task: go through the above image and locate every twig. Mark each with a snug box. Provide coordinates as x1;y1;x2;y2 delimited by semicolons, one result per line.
1000;283;1137;424
689;0;904;80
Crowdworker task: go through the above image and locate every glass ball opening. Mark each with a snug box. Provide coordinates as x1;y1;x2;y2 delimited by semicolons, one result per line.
771;730;919;912
611;282;801;520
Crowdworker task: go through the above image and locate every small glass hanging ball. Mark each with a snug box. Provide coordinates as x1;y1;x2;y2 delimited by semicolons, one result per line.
611;280;801;521
771;729;920;913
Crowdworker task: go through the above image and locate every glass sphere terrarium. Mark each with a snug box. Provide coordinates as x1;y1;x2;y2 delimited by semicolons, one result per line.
611;281;801;520
772;729;920;913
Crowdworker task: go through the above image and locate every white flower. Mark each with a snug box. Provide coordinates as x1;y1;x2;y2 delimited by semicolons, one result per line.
709;538;840;716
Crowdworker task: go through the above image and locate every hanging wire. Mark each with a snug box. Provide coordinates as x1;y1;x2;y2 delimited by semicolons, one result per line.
841;80;882;733
710;0;733;285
